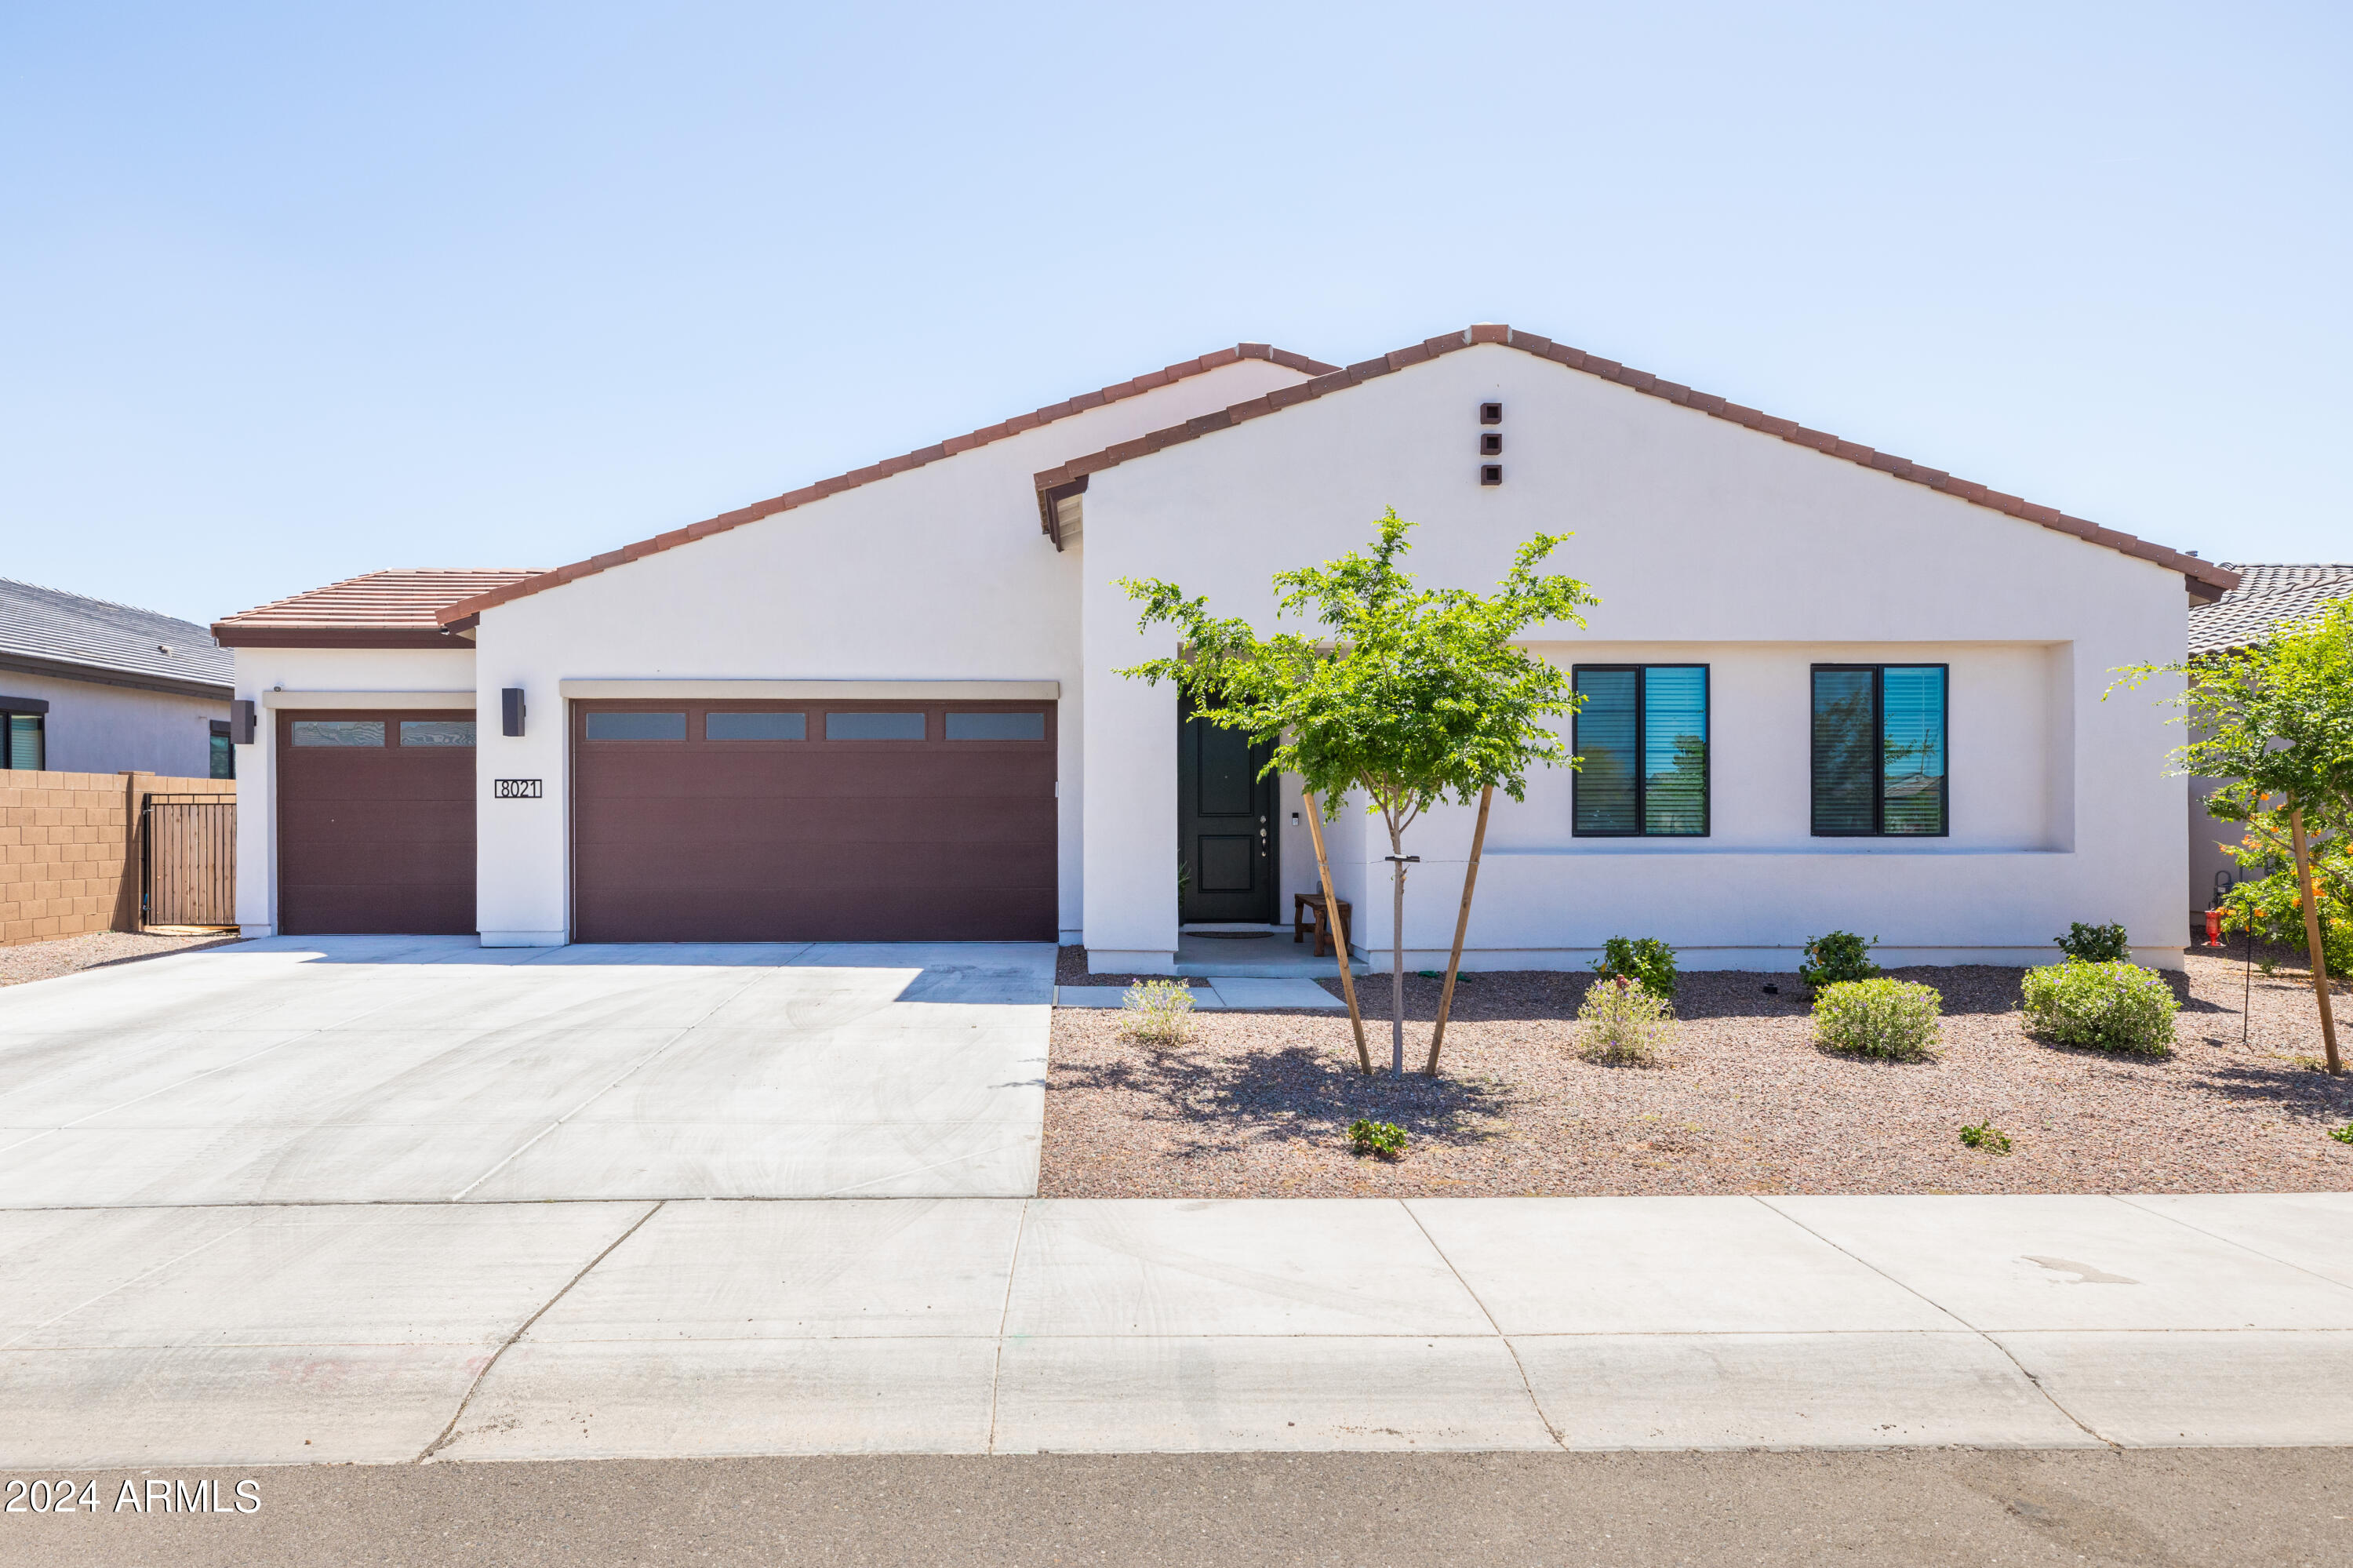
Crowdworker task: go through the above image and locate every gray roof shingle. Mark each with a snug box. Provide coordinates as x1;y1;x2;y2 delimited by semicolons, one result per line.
0;577;233;696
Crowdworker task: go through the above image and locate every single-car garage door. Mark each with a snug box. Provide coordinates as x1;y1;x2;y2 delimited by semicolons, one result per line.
573;699;1056;943
276;709;476;934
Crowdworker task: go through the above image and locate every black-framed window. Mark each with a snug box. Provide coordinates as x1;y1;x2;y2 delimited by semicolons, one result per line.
1572;665;1709;835
3;711;42;771
1812;664;1947;836
209;719;235;779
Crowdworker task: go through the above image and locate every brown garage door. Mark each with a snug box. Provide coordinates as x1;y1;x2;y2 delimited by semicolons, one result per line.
276;709;476;934
573;699;1056;943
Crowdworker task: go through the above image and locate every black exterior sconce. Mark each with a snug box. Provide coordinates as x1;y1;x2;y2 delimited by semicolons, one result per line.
501;687;527;737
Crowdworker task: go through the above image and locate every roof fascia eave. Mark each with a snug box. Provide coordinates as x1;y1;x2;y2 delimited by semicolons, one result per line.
0;649;232;700
432;341;1337;624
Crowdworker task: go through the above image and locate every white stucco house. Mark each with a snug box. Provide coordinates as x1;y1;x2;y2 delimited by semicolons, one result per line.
213;326;2235;970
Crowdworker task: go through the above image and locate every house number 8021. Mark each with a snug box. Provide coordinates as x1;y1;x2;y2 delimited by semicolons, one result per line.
494;779;543;799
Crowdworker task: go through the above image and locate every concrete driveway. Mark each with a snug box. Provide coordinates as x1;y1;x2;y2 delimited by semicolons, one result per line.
0;935;1052;1204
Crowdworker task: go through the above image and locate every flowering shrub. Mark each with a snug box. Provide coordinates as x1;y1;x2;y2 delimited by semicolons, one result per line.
2020;961;2177;1056
1119;979;1196;1045
1813;978;1941;1060
1577;975;1675;1065
2054;922;2130;963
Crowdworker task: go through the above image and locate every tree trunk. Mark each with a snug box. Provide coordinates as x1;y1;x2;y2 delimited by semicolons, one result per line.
2289;801;2343;1074
1425;784;1493;1076
1387;821;1407;1076
1301;790;1373;1075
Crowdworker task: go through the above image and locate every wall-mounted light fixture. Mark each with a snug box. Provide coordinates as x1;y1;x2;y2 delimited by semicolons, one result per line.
228;699;256;744
501;688;527;737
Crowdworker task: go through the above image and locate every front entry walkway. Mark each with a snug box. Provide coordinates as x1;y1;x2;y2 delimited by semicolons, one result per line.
0;935;1051;1205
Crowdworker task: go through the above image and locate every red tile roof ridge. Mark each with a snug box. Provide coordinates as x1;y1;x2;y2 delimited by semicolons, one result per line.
428;343;1337;625
1029;325;2239;600
215;569;546;632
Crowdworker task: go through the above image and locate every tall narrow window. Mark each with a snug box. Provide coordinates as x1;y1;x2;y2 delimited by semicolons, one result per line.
1573;666;1709;836
4;713;42;770
209;719;235;779
1811;664;1947;836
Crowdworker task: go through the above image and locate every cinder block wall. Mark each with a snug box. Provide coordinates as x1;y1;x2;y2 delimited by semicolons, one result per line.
0;771;235;945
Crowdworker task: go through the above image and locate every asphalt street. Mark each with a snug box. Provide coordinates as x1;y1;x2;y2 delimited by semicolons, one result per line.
2;1449;2348;1567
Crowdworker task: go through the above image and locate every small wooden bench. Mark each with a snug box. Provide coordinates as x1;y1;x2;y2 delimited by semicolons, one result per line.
1293;892;1353;959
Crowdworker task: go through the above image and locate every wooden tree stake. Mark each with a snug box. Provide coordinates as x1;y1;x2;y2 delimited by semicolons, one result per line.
1302;790;1373;1075
1424;784;1493;1076
2289;802;2343;1074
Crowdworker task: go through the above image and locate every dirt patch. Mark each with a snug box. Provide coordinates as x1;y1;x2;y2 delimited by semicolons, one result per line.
1042;951;2353;1198
0;930;245;988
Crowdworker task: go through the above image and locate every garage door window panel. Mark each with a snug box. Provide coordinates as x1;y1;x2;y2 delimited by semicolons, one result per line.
399;720;475;747
292;719;385;748
584;711;687;741
825;711;929;740
706;711;806;740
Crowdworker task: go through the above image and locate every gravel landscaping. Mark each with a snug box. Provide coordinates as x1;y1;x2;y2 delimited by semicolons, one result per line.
0;930;244;988
1042;946;2353;1198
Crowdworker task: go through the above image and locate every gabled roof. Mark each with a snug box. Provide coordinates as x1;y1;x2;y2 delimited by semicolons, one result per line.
431;342;1336;627
1031;324;2241;602
213;569;543;649
0;577;231;698
2189;563;2353;654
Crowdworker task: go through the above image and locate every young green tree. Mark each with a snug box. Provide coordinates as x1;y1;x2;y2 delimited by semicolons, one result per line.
1118;508;1598;1075
2117;591;2353;1073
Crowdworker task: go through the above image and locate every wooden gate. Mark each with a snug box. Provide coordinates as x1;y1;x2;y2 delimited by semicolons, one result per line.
144;794;237;928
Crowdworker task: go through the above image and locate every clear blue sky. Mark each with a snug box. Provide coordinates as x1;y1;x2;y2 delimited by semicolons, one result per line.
3;2;2345;626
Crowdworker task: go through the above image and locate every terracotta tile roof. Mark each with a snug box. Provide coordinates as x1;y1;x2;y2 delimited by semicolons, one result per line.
2216;562;2353;601
1031;324;2242;602
0;577;231;696
213;569;544;648
431;343;1337;626
2189;565;2353;654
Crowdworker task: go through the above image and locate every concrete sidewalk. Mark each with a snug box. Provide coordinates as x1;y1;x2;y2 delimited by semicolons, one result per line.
5;1192;2349;1468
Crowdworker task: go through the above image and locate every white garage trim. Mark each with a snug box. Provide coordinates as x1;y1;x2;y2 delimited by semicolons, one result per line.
556;678;1060;700
261;690;478;708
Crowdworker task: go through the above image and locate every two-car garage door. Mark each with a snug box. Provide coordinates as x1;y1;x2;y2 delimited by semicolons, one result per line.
570;699;1057;943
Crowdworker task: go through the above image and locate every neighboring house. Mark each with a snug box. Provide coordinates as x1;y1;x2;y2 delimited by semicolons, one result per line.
2183;562;2353;922
213;327;2234;970
0;577;234;777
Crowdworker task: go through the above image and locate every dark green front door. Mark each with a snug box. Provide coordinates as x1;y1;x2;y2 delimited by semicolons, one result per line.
1177;696;1277;924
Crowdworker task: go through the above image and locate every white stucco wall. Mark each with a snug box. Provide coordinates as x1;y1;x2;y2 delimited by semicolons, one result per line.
227;646;480;937
0;668;226;776
1078;341;2189;971
464;355;1314;945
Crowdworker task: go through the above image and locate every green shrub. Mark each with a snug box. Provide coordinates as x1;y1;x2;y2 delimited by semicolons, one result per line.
1958;1120;2013;1155
1577;975;1675;1065
2329;1122;2353;1147
1813;977;1941;1060
1120;979;1196;1045
1798;930;1880;991
1591;936;1678;999
1347;1119;1406;1159
2054;922;2130;963
2020;960;2177;1056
